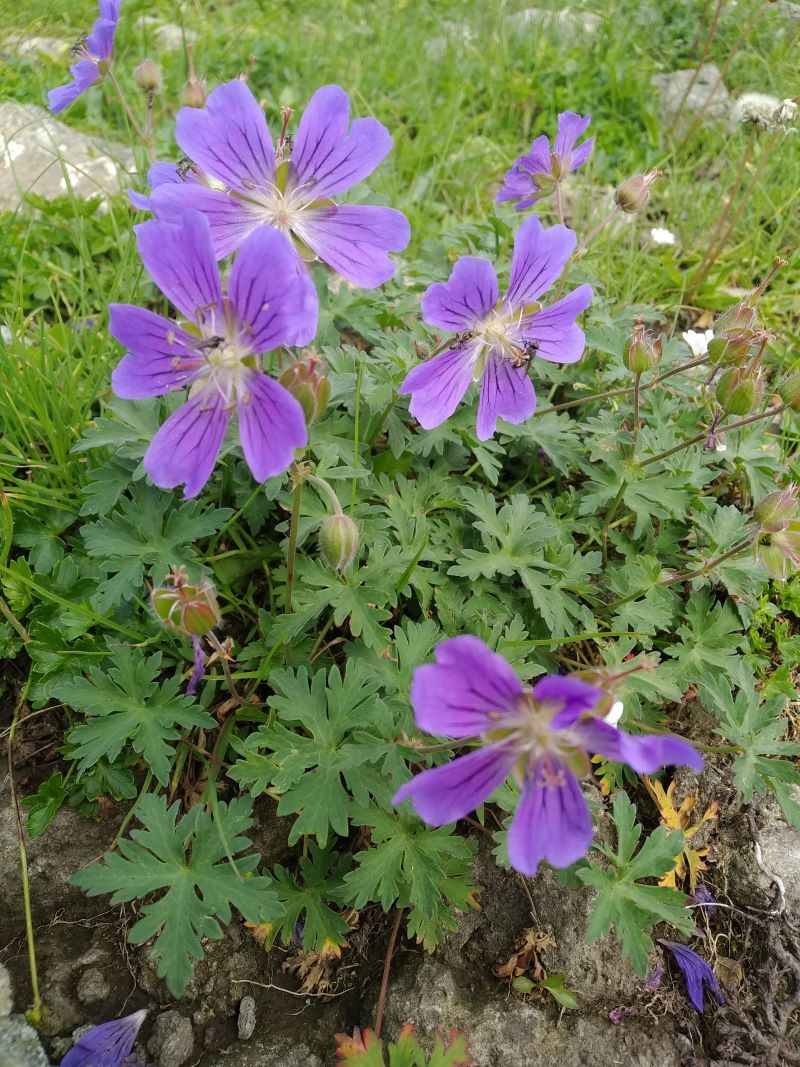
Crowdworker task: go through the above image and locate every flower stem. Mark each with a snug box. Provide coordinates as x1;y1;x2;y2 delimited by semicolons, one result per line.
601;481;628;565
107;69;154;160
284;479;303;614
639;403;785;469
375;907;404;1039
577;204;620;253
630;372;642;458
351;358;364;513
554;181;565;225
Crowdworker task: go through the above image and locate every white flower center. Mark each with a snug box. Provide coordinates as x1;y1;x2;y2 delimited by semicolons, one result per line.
471;307;530;373
244;181;309;235
191;337;253;407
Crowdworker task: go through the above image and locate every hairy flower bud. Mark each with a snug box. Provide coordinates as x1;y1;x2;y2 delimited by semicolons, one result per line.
624;321;662;374
753;485;798;533
181;76;207;108
319;514;359;571
715;367;763;416
279;354;330;424
614;168;661;214
134;58;161;92
152;566;220;636
778;371;800;412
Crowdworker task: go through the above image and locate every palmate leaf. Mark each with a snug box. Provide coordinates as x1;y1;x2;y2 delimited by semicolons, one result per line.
268;843;352;953
73;794;283;996
57;648;216;786
577;792;691;977
663;591;744;695
336;1025;472;1067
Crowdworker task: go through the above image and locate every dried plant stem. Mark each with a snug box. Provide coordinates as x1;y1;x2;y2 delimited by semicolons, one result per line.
576;205;620;253
375;907;404;1038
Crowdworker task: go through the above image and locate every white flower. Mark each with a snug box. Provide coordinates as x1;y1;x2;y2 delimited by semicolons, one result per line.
604;701;624;727
650;226;677;245
681;329;714;357
732;92;786;129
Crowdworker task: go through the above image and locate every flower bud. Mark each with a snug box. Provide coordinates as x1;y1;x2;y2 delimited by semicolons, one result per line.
181;76;207;108
614;167;661;214
152;567;220;636
319;514;359;571
279;354;330;424
778;371;800;412
134;58;161;92
753;485;798;533
715;367;763;416
624;320;662;374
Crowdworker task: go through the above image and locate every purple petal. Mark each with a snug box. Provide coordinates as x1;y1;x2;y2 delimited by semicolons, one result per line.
409;635;524;737
296;204;409;287
554;111;592;161
135;213;223;326
229;227;318;349
532;674;602;729
569;137;595;171
659;941;724;1013
520;134;553;176
393;744;516;825
505;217;576;309
144;389;231;500
289;84;392;199
400;344;477;430
149;183;259;260
508;762;592;875
128;163;185;212
236;372;308;483
187;634;205;696
176;80;275;194
61;1008;147;1067
574;719;703;774
48;60;99;114
86;16;117;60
523;283;592;364
98;0;122;23
421;256;498;332
476;353;536;440
109;305;203;398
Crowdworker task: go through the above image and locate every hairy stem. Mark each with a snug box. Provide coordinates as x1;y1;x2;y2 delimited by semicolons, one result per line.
107;69;154;159
285;479;303;613
630;372;642;458
639;403;785;469
375;908;404;1039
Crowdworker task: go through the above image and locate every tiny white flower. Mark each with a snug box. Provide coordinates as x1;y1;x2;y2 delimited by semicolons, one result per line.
682;329;714;357
604;701;624;727
650;226;677;245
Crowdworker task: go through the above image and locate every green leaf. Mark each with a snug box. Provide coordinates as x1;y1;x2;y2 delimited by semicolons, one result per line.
268;844;352;953
22;773;66;837
538;974;579;1010
73;794;283;996
664;592;744;694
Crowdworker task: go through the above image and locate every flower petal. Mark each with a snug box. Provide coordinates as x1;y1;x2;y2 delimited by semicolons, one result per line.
575;719;703;774
135;213;223;326
421;256;498;332
109;305;203;398
410;635;524;737
47;60;99;114
236;372;307;483
229;227;318;349
149;183;259;260
61;1009;147;1067
86;15;117;60
393;744;516;825
176;80;275;194
476;353;536;440
505;217;576;308
289;84;392;199
554;111;592;161
523;283;592;364
532;674;602;728
144;389;230;500
569;137;595;171
508;763;592;875
295;204;409;288
659;941;723;1013
400;344;477;430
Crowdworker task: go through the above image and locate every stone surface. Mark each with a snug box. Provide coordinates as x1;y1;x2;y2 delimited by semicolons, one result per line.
0;103;135;213
652;64;731;134
0;966;51;1067
506;6;601;36
148;1010;194;1067
775;0;800;20
2;35;69;61
236;996;256;1041
136;15;196;51
76;967;110;1006
0;968;10;1020
757;791;800;913
203;1041;323;1067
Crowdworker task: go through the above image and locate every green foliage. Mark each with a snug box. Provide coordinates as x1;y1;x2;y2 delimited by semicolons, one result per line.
336;1024;471;1067
268;844;352;953
73;795;283;996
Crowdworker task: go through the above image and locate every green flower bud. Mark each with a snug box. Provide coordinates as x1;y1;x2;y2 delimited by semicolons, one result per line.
624;321;662;374
753;485;798;533
134;58;161;92
715;367;762;415
181;77;207;108
319;514;359;571
152;567;220;636
778;371;800;412
614;167;661;214
279;354;330;424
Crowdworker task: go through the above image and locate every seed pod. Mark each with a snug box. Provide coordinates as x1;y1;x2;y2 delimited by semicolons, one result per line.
319;514;359;571
614;168;661;214
279;354;330;424
778;371;800;412
181;77;207;108
135;58;161;92
715;367;762;416
753;486;798;533
624;321;662;374
152;567;221;635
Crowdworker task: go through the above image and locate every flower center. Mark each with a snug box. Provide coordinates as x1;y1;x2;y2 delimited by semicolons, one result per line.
487;692;588;782
472;307;533;370
243;182;308;235
192;335;253;407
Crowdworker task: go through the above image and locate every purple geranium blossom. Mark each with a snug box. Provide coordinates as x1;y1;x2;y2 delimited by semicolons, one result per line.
61;1008;146;1066
128;159;225;213
659;940;724;1013
48;0;121;114
109;211;316;499
497;111;594;210
400;217;592;440
392;636;702;877
146;80;410;289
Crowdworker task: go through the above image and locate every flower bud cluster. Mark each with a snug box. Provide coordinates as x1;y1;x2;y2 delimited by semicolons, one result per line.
279;353;330;424
151;566;221;636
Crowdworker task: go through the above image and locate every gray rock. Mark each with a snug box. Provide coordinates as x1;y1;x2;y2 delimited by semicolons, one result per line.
0;102;135;213
236;996;256;1041
135;15;195;51
0;967;50;1067
3;35;69;60
757;790;800;913
0;967;10;1020
76;967;110;1006
203;1042;322;1067
652;64;731;134
424;21;475;60
148;1010;194;1067
775;0;800;20
506;6;601;36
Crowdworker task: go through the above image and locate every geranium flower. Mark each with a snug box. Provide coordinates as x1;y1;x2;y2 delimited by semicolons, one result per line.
128;159;226;212
392;636;702;876
61;1008;146;1066
659;941;724;1012
400;217;592;439
48;0;121;114
109;212;316;499
147;80;410;289
496;111;593;210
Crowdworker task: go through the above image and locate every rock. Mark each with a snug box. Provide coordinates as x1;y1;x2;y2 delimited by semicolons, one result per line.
2;35;69;61
147;1010;194;1067
506;6;601;36
237;996;256;1041
757;791;800;914
135;15;195;51
774;0;800;20
651;64;731;134
0;966;51;1067
0;102;135;213
423;21;475;60
0;968;10;1020
203;1041;323;1067
76;967;110;1006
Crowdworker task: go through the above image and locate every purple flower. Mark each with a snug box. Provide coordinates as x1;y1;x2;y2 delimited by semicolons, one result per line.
146;80;410;290
691;883;716;911
497;111;594;210
48;0;121;114
392;636;702;877
659;940;724;1013
61;1008;147;1067
400;218;592;440
187;634;205;696
128;160;225;213
109;211;316;499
